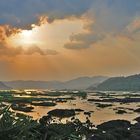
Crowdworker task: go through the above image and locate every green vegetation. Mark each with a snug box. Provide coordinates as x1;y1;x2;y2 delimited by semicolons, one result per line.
0;106;94;140
116;110;127;114
0;106;46;140
84;111;91;117
134;108;140;112
0;106;140;139
88;97;140;103
95;103;113;108
47;109;76;118
11;103;34;112
46;91;87;98
0;90;86;105
0;95;53;104
31;102;56;107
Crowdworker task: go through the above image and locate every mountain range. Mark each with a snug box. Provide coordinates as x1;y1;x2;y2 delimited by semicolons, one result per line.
0;82;11;90
1;74;140;91
90;74;140;91
3;76;108;90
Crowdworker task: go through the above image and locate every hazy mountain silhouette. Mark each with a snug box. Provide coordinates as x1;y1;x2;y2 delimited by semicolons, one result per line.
4;76;108;90
63;76;108;90
91;74;140;91
0;82;11;90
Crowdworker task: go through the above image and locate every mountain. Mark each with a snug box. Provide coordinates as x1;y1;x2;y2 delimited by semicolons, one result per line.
0;82;11;90
4;80;63;90
4;76;108;90
63;76;108;90
93;74;140;91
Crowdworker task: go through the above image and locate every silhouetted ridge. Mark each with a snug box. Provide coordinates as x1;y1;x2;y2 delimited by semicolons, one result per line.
94;74;140;91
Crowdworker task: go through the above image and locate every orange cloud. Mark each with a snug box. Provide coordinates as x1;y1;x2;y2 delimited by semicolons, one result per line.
0;21;60;57
0;42;58;57
0;25;21;42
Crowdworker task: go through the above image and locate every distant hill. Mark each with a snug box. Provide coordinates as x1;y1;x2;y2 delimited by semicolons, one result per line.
4;76;108;90
64;76;108;90
92;74;140;91
0;82;11;90
4;81;62;90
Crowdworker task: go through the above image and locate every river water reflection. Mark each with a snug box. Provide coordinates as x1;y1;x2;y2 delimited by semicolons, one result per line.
16;91;140;125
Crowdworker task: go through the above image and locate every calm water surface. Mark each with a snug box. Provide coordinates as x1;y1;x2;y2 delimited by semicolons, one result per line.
16;91;140;125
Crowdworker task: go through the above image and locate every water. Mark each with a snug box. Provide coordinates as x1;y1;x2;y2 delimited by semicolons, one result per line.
16;90;140;125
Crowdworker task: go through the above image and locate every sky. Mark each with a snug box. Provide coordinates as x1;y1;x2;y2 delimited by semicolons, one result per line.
0;0;140;81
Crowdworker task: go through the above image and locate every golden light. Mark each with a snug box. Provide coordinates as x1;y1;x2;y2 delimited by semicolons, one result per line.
8;19;84;50
19;30;33;44
21;30;32;38
8;29;38;47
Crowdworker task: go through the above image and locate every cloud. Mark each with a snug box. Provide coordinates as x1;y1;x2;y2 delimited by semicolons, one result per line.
0;0;140;52
45;49;59;55
0;25;20;41
25;46;59;55
64;16;104;50
64;32;104;50
0;42;23;56
0;0;140;30
0;0;93;28
0;25;23;56
62;0;140;50
0;0;140;34
126;17;140;34
114;17;140;41
0;43;59;57
0;24;59;57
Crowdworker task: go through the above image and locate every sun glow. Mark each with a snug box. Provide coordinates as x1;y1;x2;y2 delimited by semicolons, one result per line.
21;30;32;39
8;29;39;47
18;30;34;45
8;19;83;50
